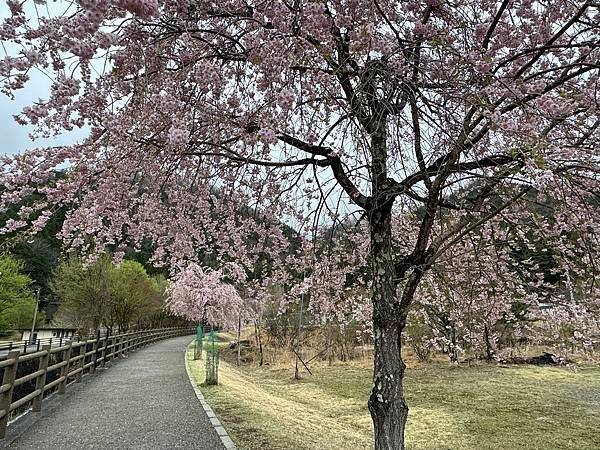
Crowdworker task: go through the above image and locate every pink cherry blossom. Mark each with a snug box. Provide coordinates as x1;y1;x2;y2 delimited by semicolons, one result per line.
1;2;599;448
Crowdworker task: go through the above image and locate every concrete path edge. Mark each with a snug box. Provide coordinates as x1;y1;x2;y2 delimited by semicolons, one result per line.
184;341;237;450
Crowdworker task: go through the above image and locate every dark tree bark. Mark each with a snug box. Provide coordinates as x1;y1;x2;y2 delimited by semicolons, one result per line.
254;319;264;366
449;323;459;364
327;319;334;366
484;324;493;361
236;311;242;366
367;202;410;450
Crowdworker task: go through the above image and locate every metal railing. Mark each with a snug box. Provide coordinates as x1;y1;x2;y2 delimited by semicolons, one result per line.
0;327;193;438
0;337;75;355
0;328;169;355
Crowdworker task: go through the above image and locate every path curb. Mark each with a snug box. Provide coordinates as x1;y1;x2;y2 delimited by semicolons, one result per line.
184;344;237;450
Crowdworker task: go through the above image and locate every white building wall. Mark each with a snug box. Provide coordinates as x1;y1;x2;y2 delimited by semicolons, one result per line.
21;329;76;341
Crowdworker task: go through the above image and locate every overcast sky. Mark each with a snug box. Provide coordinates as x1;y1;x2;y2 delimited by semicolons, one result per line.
1;1;87;157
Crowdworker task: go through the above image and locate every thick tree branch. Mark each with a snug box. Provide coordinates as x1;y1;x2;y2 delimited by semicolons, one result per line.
277;133;371;208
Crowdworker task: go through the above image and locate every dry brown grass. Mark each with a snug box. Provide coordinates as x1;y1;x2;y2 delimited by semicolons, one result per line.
187;339;600;450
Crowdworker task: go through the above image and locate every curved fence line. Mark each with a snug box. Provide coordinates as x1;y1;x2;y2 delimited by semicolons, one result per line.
0;327;194;438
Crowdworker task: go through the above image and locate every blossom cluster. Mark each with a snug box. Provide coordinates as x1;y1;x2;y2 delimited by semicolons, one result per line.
166;263;243;329
0;0;598;354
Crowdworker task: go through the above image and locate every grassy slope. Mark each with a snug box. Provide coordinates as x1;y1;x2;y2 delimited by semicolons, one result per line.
186;343;600;450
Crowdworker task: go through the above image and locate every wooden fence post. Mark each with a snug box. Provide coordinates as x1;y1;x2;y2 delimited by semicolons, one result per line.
32;345;51;412
58;341;72;394
110;335;116;361
90;339;99;374
100;336;107;368
116;336;121;358
76;344;85;382
111;335;116;361
0;351;19;438
105;336;112;365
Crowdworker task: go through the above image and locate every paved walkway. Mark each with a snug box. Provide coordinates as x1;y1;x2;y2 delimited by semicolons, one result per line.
3;336;224;449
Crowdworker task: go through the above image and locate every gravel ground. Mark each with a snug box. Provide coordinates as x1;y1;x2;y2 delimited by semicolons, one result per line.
3;335;224;450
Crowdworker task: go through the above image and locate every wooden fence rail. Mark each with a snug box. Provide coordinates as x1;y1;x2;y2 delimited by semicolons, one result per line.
0;327;193;438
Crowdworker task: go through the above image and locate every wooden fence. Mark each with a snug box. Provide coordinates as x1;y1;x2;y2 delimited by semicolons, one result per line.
0;327;193;438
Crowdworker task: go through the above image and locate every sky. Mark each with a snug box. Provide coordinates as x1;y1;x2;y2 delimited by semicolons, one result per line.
0;1;87;157
0;61;88;157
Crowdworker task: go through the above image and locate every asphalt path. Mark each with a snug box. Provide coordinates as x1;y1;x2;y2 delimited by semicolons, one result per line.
2;335;224;449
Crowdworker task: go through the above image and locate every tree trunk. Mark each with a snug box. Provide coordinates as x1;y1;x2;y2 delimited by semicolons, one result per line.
369;322;409;450
368;206;409;450
294;290;305;379
450;323;459;364
236;311;242;366
484;324;493;361
254;319;264;366
327;319;334;366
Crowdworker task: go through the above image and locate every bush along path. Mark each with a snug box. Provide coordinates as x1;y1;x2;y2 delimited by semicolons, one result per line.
3;335;224;449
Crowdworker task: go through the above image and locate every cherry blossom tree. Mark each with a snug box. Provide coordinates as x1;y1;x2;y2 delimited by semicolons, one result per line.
407;191;600;362
2;1;600;448
167;262;244;329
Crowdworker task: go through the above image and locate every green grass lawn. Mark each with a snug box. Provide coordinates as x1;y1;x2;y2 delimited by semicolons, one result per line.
186;343;600;450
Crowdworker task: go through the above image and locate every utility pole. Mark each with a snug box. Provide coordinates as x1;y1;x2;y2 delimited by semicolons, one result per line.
29;288;41;343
